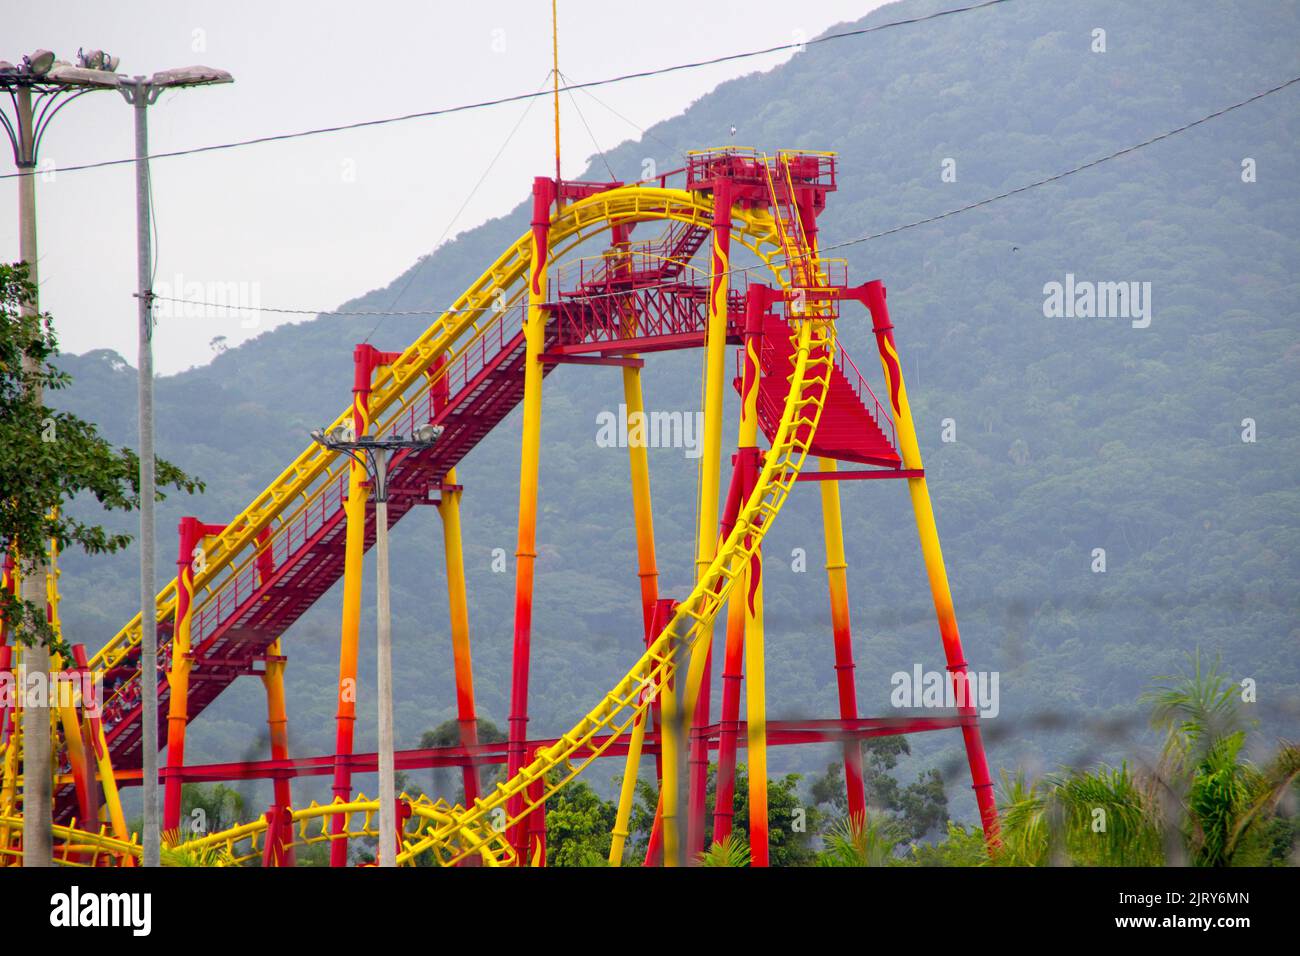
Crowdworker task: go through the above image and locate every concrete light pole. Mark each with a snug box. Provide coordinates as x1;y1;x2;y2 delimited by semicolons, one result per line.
1;48;121;868
116;64;231;868
310;424;444;866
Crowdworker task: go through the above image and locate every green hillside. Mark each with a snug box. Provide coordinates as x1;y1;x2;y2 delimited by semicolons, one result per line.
48;0;1300;823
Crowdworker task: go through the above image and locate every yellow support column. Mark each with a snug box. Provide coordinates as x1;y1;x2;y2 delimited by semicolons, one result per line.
679;181;735;863
506;178;555;860
609;359;660;865
329;346;380;866
743;541;769;866
86;709;128;845
65;644;128;847
437;467;481;804
817;457;867;819
739;319;770;867
713;287;765;847
261;637;292;820
54;667;93;828
330;438;367;862
864;281;1000;845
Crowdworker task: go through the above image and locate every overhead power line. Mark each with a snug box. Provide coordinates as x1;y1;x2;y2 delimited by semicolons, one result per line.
822;74;1300;252
0;0;1015;182
145;74;1300;322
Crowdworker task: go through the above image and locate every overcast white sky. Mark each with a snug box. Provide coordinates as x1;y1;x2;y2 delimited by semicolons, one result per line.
3;0;886;374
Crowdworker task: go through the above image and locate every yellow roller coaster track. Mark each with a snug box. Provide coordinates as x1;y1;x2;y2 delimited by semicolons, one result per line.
172;792;517;867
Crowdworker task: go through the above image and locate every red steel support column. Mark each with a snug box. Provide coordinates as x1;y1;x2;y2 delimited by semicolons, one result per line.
506;177;555;858
864;280;1000;847
261;803;294;868
163;516;224;832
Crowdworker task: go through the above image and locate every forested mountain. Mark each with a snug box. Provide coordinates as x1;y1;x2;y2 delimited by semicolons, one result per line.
48;0;1300;824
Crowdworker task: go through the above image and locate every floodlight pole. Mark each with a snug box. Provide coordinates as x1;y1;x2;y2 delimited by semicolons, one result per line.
118;67;231;867
121;76;161;868
12;83;52;870
370;447;396;867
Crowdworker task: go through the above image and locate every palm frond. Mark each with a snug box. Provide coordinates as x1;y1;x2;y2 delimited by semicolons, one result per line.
1143;650;1251;772
817;812;901;867
697;833;750;867
160;827;236;867
995;765;1162;866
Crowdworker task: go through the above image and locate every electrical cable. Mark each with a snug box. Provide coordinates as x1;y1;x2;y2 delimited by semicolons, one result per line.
0;0;1016;182
145;74;1300;322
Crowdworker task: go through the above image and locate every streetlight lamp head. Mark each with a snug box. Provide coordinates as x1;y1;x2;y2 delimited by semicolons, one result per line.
45;61;121;88
328;424;354;445
310;428;326;445
24;49;55;76
149;66;234;88
414;423;445;444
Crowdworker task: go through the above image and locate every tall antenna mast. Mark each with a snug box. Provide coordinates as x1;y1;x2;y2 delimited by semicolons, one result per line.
552;0;562;203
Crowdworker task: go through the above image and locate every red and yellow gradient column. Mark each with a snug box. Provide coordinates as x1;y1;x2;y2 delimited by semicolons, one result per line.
678;181;735;863
53;657;94;829
164;516;224;832
743;515;770;866
741;289;771;866
71;644;129;846
864;280;1000;846
329;344;399;866
506;177;555;861
712;284;770;845
817;457;867;820
254;528;293;839
787;194;867;818
609;326;662;865
261;637;292;865
438;468;481;805
430;358;482;806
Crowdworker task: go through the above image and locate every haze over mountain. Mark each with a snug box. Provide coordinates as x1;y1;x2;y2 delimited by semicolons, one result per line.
48;0;1300;822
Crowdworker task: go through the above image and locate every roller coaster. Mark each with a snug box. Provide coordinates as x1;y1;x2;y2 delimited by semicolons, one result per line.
0;147;1000;866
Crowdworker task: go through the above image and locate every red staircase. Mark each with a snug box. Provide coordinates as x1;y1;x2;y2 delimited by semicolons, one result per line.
740;314;900;468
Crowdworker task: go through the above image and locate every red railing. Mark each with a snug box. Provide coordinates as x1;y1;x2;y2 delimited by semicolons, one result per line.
685;147;766;189
775;150;837;190
833;341;896;451
554;284;743;351
555;221;708;296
